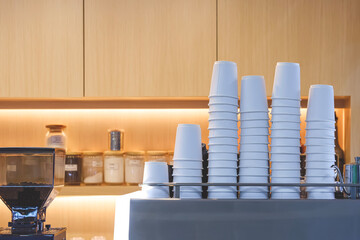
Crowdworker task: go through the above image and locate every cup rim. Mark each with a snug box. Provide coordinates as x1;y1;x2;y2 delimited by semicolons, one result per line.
208;174;238;177
172;167;204;170
173;158;202;161
270;105;300;108
271;97;301;101
238;174;269;177
208;103;239;107
208;95;239;99
305;119;336;123
208;127;238;131
239;110;269;113
208;143;238;146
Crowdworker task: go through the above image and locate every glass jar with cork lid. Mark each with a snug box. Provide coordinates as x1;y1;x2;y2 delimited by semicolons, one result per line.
104;151;125;184
83;151;103;185
125;151;145;185
45;124;67;150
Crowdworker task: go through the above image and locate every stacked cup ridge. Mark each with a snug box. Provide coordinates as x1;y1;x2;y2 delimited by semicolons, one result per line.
305;85;336;200
142;162;169;198
239;76;270;199
172;124;203;199
270;62;301;199
207;61;238;199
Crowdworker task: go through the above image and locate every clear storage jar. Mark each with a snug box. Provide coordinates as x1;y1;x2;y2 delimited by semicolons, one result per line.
125;151;145;185
146;151;167;162
65;152;82;186
104;151;124;184
45;124;67;150
83;152;103;185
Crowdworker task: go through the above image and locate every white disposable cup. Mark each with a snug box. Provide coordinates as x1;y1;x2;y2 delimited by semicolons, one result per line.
240;135;269;144
271;177;300;183
208;152;238;161
208;186;237;192
270;138;300;146
240;75;268;112
143;162;169;183
240;144;269;153
306;130;335;138
173;160;203;169
240;152;268;159
240;120;269;128
271;98;301;107
208;160;238;168
178;191;202;199
209;104;239;112
209;96;238;105
208;191;237;199
306;161;335;169
306;176;335;183
239;159;269;168
177;186;202;192
306;121;335;129
174;124;202;159
272;62;300;99
208;167;238;176
239;167;269;175
240;127;269;136
271;121;301;130
239;175;269;183
208;145;238;153
306;153;335;161
172;168;203;176
271;146;299;154
271;192;300;199
271;162;300;169
209;61;238;98
306;145;335;154
306;187;335;193
173;175;202;183
209;129;238;138
240;112;269;120
239;192;268;199
208;137;238;145
208;175;237;183
306;85;335;121
307;192;334;199
239;186;268;192
271;169;300;178
271;106;300;115
271;186;300;193
271;129;300;138
142;186;169;199
271;114;300;122
208;111;238;120
208;119;238;130
305;138;335;146
306;168;335;177
271;153;300;162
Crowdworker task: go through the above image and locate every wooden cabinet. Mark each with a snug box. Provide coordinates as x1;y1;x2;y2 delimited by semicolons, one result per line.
85;0;216;97
0;0;83;98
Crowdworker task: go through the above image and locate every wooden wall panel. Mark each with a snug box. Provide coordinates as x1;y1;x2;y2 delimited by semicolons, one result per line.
0;0;83;97
85;0;216;97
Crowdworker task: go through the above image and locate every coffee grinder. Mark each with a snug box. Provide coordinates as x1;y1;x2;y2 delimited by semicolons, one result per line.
0;147;66;240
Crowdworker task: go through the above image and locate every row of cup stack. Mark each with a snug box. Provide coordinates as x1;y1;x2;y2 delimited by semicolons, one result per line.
239;75;270;199
270;62;301;199
207;61;239;199
305;85;336;199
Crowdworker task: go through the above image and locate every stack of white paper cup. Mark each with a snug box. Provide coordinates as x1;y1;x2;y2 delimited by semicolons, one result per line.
207;61;239;199
239;76;270;199
172;124;203;199
270;62;301;199
142;162;169;198
305;85;336;199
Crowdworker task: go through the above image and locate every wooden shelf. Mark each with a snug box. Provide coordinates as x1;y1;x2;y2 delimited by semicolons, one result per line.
58;185;140;196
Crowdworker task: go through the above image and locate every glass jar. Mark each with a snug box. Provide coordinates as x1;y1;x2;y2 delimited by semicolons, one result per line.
104;151;124;184
83;152;103;185
45;124;67;150
146;151;167;162
65;152;82;186
125;151;145;185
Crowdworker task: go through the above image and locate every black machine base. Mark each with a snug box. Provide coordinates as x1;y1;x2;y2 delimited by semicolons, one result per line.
0;228;66;240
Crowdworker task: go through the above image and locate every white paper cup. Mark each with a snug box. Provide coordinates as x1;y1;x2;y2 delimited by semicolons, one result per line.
240;152;268;159
271;192;300;199
306;161;335;169
208;111;238;120
271;177;300;183
306;168;335;177
305;138;335;146
239;159;269;168
271;153;300;162
208;119;238;130
173;160;203;169
209;61;238;98
208;144;238;153
271;146;299;154
240;112;269;120
240;135;269;144
142;186;169;199
209;129;238;138
240;144;269;153
177;186;202;192
208;186;237;192
306;130;335;139
239;175;269;183
306;85;335;121
143;162;169;183
240;120;269;128
177;191;202;199
208;152;238;161
240;127;269;136
173;175;202;183
239;167;269;175
174;124;202;160
272;62;300;99
271;98;301;107
239;192;268;199
271;186;300;193
208;137;238;145
208;167;238;176
271;129;300;138
305;121;335;129
271;169;300;178
307;192;334;199
306;176;335;183
306;153;335;161
270;138;300;146
271;161;300;169
173;168;203;176
270;121;301;130
209;96;238;105
240;75;268;112
208;191;237;199
208;175;237;183
271;114;301;122
306;145;335;154
306;186;335;193
239;186;268;192
271;106;300;115
209;104;238;112
208;160;238;168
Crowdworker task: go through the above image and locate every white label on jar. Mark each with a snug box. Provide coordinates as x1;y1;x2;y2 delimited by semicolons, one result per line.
106;162;119;170
47;135;65;148
129;159;141;166
92;161;103;168
7;165;16;172
65;164;78;171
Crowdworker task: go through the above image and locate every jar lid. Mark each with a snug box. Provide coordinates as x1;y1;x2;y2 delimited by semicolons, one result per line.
104;151;124;156
147;151;167;156
46;124;66;129
83;151;103;156
66;152;83;156
108;129;125;133
126;151;145;156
